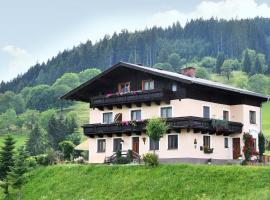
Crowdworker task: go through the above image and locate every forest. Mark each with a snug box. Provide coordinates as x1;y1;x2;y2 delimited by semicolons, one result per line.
1;17;270;93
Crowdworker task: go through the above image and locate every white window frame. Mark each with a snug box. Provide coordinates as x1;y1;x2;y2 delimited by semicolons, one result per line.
202;105;211;119
129;108;142;121
159;106;173;118
224;137;229;148
113;137;123;152
96;138;106;153
167;133;179;150
222;109;230;121
203;134;212;148
102;111;114;124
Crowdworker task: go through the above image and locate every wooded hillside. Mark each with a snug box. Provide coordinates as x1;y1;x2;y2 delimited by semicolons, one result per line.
1;17;270;93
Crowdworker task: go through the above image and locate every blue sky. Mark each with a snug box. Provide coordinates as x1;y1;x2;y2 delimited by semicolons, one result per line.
1;0;270;82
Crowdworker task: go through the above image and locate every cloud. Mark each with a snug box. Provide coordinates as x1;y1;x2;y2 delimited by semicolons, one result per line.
1;45;36;81
146;0;270;27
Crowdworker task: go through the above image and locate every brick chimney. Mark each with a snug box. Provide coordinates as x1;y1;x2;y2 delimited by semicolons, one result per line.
181;66;196;78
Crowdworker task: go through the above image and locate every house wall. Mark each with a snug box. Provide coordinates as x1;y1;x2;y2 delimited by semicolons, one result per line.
88;98;261;163
88;130;240;163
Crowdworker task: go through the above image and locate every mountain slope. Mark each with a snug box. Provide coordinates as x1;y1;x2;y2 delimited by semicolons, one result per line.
2;18;270;93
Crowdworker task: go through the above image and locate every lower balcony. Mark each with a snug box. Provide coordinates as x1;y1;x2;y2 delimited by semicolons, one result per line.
83;116;243;137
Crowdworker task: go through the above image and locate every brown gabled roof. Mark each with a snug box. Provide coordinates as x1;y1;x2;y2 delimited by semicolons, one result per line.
61;61;270;102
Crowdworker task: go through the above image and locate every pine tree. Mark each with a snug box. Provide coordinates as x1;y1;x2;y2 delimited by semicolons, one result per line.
0;134;15;196
243;50;252;74
215;52;225;73
26;124;48;156
254;56;263;74
9;147;28;200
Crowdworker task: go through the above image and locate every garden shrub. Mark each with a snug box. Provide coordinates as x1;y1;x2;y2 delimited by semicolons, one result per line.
34;154;49;166
143;153;159;166
26;156;37;169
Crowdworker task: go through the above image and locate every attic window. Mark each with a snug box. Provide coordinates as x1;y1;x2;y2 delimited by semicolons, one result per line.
142;80;154;91
118;82;130;93
171;83;177;91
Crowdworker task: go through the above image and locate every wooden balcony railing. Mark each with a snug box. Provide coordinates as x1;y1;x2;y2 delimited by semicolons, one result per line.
83;117;243;137
90;89;175;109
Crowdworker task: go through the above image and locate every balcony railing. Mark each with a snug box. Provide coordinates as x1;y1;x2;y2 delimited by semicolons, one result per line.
83;117;243;137
90;89;175;109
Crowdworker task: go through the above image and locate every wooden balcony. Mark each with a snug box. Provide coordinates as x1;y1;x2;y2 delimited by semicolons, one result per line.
83;116;243;137
90;89;175;110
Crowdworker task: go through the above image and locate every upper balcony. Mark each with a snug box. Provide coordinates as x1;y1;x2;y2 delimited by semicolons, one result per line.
83;116;243;137
90;89;175;110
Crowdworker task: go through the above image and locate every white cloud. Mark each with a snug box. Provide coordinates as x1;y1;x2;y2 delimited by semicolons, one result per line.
1;45;36;81
146;0;270;27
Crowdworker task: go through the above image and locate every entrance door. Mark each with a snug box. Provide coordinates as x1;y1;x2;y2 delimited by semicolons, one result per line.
132;137;139;154
233;138;241;159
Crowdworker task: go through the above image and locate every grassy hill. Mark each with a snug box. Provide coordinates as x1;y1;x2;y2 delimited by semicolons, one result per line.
2;164;270;200
263;102;270;136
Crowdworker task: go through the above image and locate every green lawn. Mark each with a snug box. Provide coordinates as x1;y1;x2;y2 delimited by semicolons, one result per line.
2;164;270;200
263;102;270;136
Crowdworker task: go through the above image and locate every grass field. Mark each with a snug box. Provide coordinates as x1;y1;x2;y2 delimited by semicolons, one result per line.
262;102;270;136
2;164;270;200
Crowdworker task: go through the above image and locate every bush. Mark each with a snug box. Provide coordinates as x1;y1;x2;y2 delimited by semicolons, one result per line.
34;154;49;166
74;156;85;164
47;149;63;165
143;153;159;167
26;157;37;169
59;140;75;161
113;157;131;164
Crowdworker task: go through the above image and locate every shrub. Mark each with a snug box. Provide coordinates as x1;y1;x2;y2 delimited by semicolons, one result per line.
47;149;63;165
113;157;131;164
34;154;49;166
59;140;75;161
143;153;159;167
26;157;37;169
74;156;85;164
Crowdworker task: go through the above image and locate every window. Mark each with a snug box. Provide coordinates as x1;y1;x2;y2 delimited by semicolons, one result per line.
103;112;113;124
97;139;106;153
203;136;211;148
249;111;256;124
149;138;159;150
143;80;154;90
224;138;229;148
118;82;130;93
168;135;178;149
171;83;177;91
161;107;172;118
113;138;122;152
223;110;229;121
131;110;141;121
203;106;210;118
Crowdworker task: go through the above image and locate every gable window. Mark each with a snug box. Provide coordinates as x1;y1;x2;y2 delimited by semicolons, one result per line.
224;138;229;148
223;110;229;121
149;138;159;150
161;107;172;118
249;111;256;124
103;112;113;124
118;82;130;93
171;83;177;92
203;135;211;148
203;106;210;119
97;139;106;153
168;135;178;150
143;80;154;91
113;138;122;152
131;110;141;121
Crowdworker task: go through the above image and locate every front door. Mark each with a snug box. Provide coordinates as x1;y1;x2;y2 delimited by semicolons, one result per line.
132;137;139;154
233;138;241;159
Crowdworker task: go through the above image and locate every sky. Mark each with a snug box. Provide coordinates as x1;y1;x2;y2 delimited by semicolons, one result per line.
1;0;270;82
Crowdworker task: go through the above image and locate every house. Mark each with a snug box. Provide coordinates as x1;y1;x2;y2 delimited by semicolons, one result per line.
61;62;269;164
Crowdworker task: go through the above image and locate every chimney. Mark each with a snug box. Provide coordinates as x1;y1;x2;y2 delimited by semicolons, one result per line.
181;66;196;77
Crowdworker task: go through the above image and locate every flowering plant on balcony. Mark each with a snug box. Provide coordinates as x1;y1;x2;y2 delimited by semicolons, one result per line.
117;120;137;127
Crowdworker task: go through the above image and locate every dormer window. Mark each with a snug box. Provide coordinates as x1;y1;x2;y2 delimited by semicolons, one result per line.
118;82;130;93
142;80;154;91
171;83;177;91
